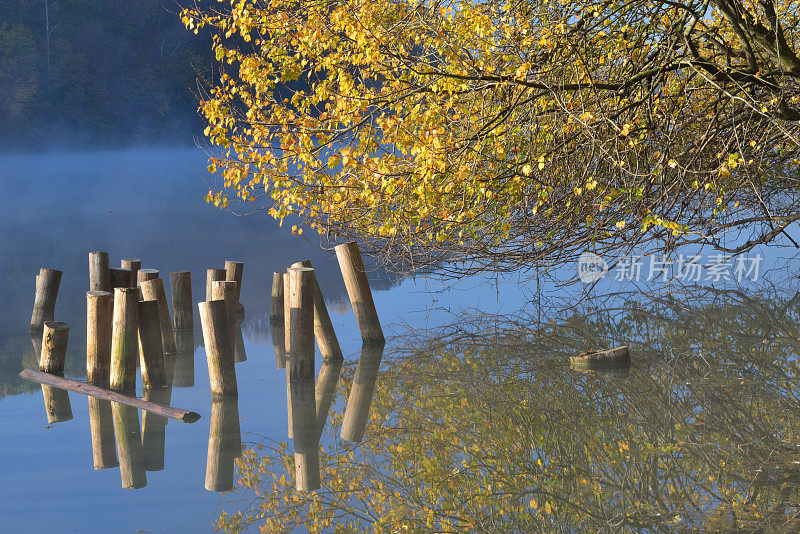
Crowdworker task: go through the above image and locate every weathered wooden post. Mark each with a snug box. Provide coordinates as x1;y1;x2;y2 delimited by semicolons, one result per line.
204;397;242;492
141;388;170;471
340;342;385;443
140;278;177;354
291;379;320;492
169;271;193;330
291;260;343;361
30;268;62;330
206;268;225;301
270;271;284;322
88;397;118;469
225;260;244;313
315;359;343;439
86;290;113;386
138;299;167;389
198;300;238;397
234;315;247;363
335;241;385;343
137;268;159;288
173;328;195;387
283;272;291;355
110;287;140;392
89;251;110;292
41;385;73;423
271;320;286;370
120;259;141;283
110;268;134;289
287;267;315;442
39;321;69;374
211;280;237;359
111;401;147;489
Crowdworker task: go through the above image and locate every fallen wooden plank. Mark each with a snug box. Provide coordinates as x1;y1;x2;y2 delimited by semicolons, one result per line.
570;346;630;367
19;369;200;423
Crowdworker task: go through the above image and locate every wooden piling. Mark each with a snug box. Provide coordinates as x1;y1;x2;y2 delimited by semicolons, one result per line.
340;342;384;443
335;241;384;343
141;388;170;471
39;321;69;374
140;278;177;355
41;385;73;423
88;397;118;469
137;268;159;288
291;260;343;361
270;271;284;322
291;379;320;492
198;300;238;397
86;290;113;386
288;267;315;381
110;268;134;289
225;260;244;310
211;280;237;359
169;271;193;330
206;268;225;302
270;320;286;370
204;397;242;492
173;328;195;387
30;267;62;330
234;315;247;363
89;251;110;292
138;299;167;389
283;272;291;355
111;401;147;489
110;287;140;392
120;259;141;283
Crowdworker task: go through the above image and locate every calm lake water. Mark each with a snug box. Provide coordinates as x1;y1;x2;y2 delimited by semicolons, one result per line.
1;149;798;532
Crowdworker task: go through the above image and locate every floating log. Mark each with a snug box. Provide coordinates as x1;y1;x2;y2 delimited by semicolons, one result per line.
110;268;134;289
570;346;630;367
137;268;159;288
141;388;170;471
173;328;195;387
140;277;177;355
205;397;242;492
110;287;140;391
315;359;343;439
341;342;385;443
88;397;118;469
212;280;237;360
225;260;244;309
30;267;62;330
291;260;343;362
291;379;320;492
137;299;167;389
169;271;193;330
288;267;315;381
41;384;73;423
270;271;284;322
111;401;147;489
335;241;384;343
89;251;110;292
86;290;113;386
39;321;70;374
270;319;286;370
206;268;225;302
198;300;238;397
120;259;141;283
19;369;201;422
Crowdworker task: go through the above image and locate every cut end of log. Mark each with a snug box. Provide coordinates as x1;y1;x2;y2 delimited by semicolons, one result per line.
570;345;630;366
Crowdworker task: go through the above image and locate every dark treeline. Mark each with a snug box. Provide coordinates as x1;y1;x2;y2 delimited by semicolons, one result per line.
0;0;212;150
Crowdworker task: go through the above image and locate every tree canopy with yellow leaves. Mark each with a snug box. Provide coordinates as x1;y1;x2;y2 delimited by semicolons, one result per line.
183;0;800;274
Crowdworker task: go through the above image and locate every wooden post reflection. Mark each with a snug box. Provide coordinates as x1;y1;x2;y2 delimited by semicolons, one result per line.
291;379;320;492
204;397;241;492
173;328;195;387
141;388;170;471
41;385;73;423
340;342;384;443
88;396;118;469
111;401;147;489
315;359;343;439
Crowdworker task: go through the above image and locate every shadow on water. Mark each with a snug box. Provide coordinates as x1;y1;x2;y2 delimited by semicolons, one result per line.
217;284;800;533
